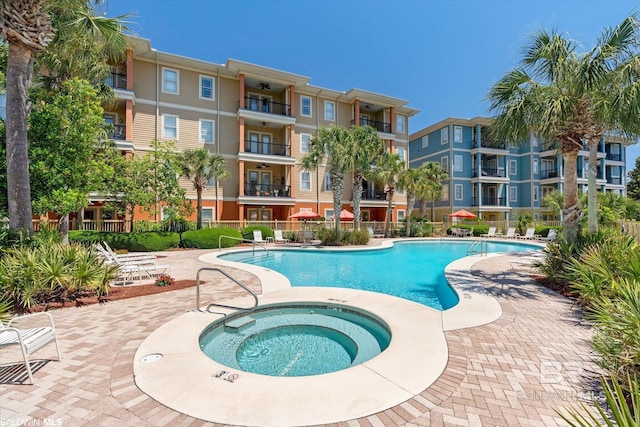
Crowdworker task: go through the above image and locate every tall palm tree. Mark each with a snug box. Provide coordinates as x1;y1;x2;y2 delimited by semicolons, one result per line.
398;167;424;237
345;125;384;230
177;148;228;229
0;0;128;234
369;152;405;237
302;125;352;235
542;189;564;219
418;162;449;222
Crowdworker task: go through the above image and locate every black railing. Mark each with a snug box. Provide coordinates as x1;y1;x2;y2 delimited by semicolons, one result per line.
108;124;126;140
351;118;391;133
540;168;559;179
244;183;290;198
472;138;507;149
540;142;558;151
105;72;127;89
361;189;387;200
472;196;507;206
606;153;622;161
244;96;290;116
472;167;506;178
244;139;290;156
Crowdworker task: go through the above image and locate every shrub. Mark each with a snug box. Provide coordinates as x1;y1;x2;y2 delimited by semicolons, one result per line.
154;274;175;287
240;225;274;241
317;228;340;246
182;227;242;249
348;229;370;245
70;231;180;252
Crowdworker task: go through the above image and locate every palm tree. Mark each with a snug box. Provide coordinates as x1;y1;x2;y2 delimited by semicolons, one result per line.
369;152;405;237
542;189;564;219
0;0;128;234
398;167;424;237
345;125;384;230
177;148;228;229
302;126;352;235
418;162;449;222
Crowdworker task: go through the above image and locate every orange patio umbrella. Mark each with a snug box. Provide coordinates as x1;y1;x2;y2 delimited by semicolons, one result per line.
448;209;477;219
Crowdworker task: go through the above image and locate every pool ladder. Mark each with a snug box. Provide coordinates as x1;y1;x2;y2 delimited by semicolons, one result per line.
195;267;258;313
466;240;488;256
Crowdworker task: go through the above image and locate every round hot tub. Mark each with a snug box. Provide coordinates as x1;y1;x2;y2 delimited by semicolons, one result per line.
199;304;391;377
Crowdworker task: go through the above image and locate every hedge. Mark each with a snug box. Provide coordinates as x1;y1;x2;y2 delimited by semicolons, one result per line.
181;227;243;249
69;231;180;252
240;225;274;241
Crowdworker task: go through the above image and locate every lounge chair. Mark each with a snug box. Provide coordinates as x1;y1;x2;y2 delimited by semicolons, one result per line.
480;227;497;238
540;229;557;242
516;228;541;240
0;312;62;384
98;247;170;284
253;230;268;244
273;230;290;244
102;242;156;263
503;227;517;238
367;227;384;238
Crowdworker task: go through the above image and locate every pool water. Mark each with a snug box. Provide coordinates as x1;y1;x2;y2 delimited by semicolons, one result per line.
200;305;391;376
220;240;539;310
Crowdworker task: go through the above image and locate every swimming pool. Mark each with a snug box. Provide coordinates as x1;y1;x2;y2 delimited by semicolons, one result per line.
219;240;540;310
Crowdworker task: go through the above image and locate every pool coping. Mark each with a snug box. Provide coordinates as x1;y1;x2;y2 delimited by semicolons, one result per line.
133;238;542;426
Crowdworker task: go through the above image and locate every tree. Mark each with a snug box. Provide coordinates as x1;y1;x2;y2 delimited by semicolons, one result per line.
177;148;229;229
302;126;352;235
542;189;564;218
369;152;405;237
28;78;106;243
0;0;128;234
398;167;424;237
628;156;640;201
346;126;384;230
418;162;449;221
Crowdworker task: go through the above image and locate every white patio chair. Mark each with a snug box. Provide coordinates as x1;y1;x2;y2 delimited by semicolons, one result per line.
0;312;62;384
540;229;558;242
273;230;290;244
516;228;541;240
102;242;156;263
253;230;267;244
503;227;517;238
367;227;384;238
480;227;497;238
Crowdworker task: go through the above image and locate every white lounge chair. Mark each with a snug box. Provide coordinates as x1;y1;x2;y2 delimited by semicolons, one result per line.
0;312;62;384
273;230;290;244
480;227;497;238
540;229;558;242
102;242;156;263
367;227;384;238
253;230;268;244
503;227;517;238
517;228;541;240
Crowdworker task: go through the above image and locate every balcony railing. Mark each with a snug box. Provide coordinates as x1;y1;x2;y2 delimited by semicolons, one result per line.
472;167;506;178
244;96;290;116
244;183;290;198
472;138;507;149
352;118;391;133
244;139;290;156
361;189;387;201
105;72;127;90
109;124;126;140
606;153;622;161
472;196;507;206
540;168;559;179
540;142;558;151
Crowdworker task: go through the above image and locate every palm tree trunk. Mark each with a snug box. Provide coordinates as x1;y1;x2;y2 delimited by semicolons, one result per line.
196;188;203;229
5;42;35;234
59;213;69;245
384;189;394;237
562;149;581;242
587;137;599;234
430;201;435;222
419;199;427;220
352;174;363;230
330;168;343;235
405;193;415;237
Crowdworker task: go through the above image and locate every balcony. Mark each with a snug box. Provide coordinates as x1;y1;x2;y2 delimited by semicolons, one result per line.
472;196;507;206
352;118;391;133
244;183;290;198
608;177;623;185
361;189;387;201
244;139;290;156
540;142;558;152
108;124;126;141
540;168;559;179
244;96;290;116
606;153;622;161
472;138;506;150
472;167;506;178
105;72;127;90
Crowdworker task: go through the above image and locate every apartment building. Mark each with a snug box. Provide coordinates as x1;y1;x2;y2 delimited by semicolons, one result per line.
408;117;628;223
94;37;418;226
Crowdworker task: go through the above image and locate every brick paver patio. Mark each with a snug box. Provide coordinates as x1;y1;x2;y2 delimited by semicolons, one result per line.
0;247;602;426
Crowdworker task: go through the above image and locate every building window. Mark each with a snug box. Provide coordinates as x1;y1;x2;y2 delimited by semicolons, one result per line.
533;186;539;202
454;126;462;143
200;75;214;100
396;147;406;162
301;96;312;117
454;155;463;172
324;101;335;121
441;128;448;144
301;171;311;191
398;210;406;221
323;172;331;191
454;184;463;200
200;119;214;143
441;183;449;201
533;158;539;174
421;135;428;148
300;133;311;153
509;160;517;175
397;116;405;133
202;208;214;223
325;209;334;219
441;156;449;172
162;114;178;139
510;187;517;202
162;68;179;94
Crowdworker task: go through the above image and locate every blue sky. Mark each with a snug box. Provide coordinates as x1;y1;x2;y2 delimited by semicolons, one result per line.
106;0;640;171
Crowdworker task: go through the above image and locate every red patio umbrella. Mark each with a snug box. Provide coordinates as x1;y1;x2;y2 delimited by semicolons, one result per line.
448;209;477;219
330;209;355;220
289;210;321;219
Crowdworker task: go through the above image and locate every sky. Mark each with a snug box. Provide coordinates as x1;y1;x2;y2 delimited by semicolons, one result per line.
105;0;640;172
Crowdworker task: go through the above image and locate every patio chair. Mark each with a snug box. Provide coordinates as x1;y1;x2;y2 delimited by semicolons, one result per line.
462;227;474;237
0;312;62;384
367;227;384;238
480;227;497;238
253;230;268;244
273;230;290;244
516;228;541;240
540;229;558;242
102;242;157;263
503;227;517;238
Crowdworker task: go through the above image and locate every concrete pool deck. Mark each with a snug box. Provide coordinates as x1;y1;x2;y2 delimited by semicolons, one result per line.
0;239;602;426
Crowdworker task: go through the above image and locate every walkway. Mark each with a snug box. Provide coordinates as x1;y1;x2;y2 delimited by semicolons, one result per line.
0;246;601;426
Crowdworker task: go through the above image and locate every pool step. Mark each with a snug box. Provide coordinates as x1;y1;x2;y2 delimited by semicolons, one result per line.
224;316;256;332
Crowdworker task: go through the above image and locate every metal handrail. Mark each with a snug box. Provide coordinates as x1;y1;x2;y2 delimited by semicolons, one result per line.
466;240;487;256
195;267;259;312
218;235;269;256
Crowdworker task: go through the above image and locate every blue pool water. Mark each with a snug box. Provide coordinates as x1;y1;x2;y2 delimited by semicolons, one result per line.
200;305;391;376
220;240;540;310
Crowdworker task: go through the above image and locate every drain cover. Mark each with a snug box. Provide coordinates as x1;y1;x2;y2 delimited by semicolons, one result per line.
140;353;163;363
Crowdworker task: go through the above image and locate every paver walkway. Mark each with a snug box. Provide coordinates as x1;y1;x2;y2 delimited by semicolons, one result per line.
0;247;602;426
